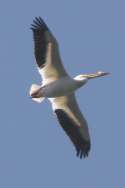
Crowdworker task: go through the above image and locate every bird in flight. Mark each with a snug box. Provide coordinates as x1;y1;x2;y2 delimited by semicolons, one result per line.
29;17;109;159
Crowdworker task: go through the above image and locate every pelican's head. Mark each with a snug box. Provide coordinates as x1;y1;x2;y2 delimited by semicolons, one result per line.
83;71;110;79
74;71;110;83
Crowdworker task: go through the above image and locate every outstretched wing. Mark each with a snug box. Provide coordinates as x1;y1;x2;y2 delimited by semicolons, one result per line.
49;94;91;159
31;17;69;85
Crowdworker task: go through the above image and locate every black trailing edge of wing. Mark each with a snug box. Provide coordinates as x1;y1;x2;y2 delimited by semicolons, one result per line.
31;17;49;68
55;109;91;159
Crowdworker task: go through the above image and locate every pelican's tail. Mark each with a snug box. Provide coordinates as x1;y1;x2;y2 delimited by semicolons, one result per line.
29;84;45;103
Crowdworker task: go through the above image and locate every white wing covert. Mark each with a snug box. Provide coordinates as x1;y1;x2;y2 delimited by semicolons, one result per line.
49;94;91;158
31;17;69;85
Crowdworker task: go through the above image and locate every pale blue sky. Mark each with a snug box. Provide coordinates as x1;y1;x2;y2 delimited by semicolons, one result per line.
0;0;124;187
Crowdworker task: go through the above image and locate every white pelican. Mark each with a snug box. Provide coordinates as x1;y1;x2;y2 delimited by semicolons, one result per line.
29;17;109;159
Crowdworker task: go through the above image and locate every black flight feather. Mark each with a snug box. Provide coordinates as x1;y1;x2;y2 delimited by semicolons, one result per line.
55;109;91;159
31;17;49;68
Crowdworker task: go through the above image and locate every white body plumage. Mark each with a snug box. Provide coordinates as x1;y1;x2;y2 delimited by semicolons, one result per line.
40;76;88;98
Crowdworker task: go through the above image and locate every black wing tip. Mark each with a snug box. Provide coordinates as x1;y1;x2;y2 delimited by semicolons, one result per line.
30;16;48;31
76;141;91;159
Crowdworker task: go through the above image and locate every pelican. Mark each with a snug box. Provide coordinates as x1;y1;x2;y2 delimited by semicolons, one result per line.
29;17;109;159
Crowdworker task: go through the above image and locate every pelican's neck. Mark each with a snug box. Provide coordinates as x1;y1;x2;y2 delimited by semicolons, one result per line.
74;71;109;86
74;75;88;86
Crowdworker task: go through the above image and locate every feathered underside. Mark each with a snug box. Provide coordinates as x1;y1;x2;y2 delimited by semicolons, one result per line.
50;94;91;159
31;17;68;84
55;109;91;158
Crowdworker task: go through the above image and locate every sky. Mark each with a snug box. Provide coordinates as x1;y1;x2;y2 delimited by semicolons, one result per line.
0;0;125;187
